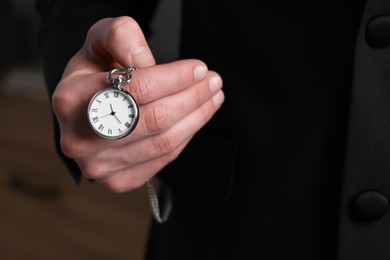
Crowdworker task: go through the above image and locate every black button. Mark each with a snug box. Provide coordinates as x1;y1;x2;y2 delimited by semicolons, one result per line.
366;15;390;48
353;190;389;222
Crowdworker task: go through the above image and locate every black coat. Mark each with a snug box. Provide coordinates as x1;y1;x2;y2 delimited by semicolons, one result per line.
37;0;390;259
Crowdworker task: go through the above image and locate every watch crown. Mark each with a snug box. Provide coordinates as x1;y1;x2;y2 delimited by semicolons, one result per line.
113;75;124;84
113;75;124;90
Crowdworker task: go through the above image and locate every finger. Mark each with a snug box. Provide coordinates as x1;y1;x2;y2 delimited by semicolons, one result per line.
59;58;208;119
58;59;209;121
89;16;155;68
64;16;155;77
53;72;107;118
79;89;224;179
124;59;209;105
55;60;219;156
94;140;190;193
57;59;208;126
134;72;223;136
87;69;222;149
119;89;224;168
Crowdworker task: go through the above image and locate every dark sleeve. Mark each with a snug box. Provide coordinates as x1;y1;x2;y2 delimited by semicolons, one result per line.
35;0;159;182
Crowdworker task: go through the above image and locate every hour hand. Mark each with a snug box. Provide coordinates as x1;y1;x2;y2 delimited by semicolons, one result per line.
101;104;116;118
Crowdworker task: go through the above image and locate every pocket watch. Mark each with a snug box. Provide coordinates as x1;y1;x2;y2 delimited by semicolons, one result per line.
87;66;170;223
87;66;139;139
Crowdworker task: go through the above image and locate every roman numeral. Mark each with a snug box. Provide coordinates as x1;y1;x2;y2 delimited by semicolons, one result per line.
114;91;119;98
129;114;135;118
108;129;112;135
92;108;98;113
92;117;98;123
125;122;131;128
98;124;104;131
96;99;102;104
128;104;134;108
104;93;109;99
118;128;123;134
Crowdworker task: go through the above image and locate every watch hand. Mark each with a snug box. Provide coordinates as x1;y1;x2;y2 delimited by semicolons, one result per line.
100;104;117;117
100;113;112;118
109;103;122;124
113;115;122;124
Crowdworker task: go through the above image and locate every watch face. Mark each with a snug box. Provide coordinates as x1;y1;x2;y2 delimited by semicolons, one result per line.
87;88;139;139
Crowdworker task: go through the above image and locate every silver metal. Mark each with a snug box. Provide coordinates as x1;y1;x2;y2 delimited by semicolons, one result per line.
87;66;139;139
87;88;139;139
104;66;172;222
107;66;137;90
147;178;172;224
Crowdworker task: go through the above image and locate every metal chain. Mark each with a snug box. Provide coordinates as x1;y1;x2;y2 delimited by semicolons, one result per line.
147;177;172;224
107;66;137;90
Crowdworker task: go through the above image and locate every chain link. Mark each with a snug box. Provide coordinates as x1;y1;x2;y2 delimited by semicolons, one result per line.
147;178;172;224
107;66;138;90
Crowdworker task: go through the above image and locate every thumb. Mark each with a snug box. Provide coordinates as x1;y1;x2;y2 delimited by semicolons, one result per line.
65;16;155;77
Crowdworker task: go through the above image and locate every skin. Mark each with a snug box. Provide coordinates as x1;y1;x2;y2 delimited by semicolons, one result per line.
52;16;225;193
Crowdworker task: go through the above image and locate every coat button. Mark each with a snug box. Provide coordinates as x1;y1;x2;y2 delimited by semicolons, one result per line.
366;15;390;48
353;190;389;222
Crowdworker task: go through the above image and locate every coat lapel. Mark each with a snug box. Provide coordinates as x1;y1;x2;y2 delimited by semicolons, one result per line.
338;0;390;259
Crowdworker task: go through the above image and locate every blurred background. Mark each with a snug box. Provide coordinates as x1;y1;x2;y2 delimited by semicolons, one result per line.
0;0;180;259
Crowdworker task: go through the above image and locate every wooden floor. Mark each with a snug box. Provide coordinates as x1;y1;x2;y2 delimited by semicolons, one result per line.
0;65;151;260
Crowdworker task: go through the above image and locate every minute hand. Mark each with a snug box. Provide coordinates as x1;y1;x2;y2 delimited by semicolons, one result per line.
110;104;122;124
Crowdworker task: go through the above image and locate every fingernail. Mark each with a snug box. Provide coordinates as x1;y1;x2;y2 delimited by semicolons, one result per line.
209;76;223;93
212;90;225;109
194;64;208;81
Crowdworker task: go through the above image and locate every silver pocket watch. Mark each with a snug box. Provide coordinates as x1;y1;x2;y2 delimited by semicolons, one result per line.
87;66;171;223
87;66;139;139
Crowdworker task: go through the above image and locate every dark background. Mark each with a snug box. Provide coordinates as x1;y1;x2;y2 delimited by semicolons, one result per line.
0;0;180;259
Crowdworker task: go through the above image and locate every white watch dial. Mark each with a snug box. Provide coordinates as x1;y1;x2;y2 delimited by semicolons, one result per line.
87;88;139;139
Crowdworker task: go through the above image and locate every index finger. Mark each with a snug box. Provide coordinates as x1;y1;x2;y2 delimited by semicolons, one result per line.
64;16;156;77
125;59;209;105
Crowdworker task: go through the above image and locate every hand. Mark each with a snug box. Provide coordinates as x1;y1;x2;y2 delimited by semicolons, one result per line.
52;16;224;193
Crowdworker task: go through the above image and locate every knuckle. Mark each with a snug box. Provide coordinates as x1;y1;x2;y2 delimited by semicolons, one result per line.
145;105;172;133
60;134;89;159
104;182;126;193
160;147;181;165
101;179;125;193
59;134;79;158
112;16;137;28
192;85;204;106
107;16;137;42
102;174;145;194
200;99;217;123
51;85;70;119
130;76;152;103
152;133;176;156
81;161;104;180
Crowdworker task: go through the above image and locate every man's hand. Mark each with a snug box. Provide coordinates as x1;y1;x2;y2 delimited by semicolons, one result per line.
52;16;224;193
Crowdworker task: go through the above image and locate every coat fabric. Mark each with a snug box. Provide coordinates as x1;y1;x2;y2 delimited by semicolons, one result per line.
36;0;390;259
